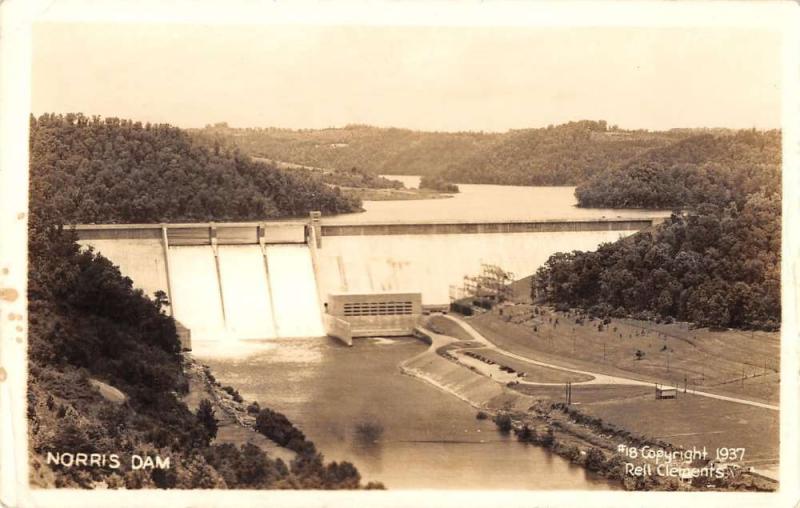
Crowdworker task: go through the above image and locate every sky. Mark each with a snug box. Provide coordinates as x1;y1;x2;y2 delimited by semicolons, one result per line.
32;23;783;132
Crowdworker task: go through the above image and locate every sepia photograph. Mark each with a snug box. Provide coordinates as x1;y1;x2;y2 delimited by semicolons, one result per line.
0;1;798;507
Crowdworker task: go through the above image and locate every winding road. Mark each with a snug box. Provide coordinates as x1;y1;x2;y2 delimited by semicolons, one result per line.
440;315;779;412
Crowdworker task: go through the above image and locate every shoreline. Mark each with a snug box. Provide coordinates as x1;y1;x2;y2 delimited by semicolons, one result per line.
404;324;777;492
182;355;297;464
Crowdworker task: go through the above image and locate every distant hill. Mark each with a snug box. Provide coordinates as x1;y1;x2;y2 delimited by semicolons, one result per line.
193;123;497;179
574;130;781;209
193;120;697;187
438;121;686;185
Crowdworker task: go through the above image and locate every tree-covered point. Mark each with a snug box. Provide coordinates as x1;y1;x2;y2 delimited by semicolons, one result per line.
574;131;781;209
419;175;459;193
30;113;361;225
533;192;781;330
319;166;405;189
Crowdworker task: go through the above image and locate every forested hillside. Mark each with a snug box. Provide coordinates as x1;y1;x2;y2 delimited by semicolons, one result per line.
30;113;360;225
534;130;781;330
27;113;371;488
194;121;688;186
195;123;496;178
534;194;781;330
574;131;781;208
439;121;684;185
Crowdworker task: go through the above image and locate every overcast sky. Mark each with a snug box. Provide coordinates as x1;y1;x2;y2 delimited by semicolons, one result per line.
32;23;783;132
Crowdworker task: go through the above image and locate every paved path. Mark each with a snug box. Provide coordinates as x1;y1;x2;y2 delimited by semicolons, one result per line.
442;315;779;412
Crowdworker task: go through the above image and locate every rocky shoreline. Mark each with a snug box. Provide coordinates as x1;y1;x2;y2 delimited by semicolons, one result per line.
182;356;296;463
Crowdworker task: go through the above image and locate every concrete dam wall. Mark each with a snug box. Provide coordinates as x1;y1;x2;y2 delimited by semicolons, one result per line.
74;218;654;341
315;229;634;305
76;222;323;341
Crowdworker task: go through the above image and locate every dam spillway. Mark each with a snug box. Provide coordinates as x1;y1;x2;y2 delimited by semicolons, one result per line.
217;245;276;339
73;217;658;341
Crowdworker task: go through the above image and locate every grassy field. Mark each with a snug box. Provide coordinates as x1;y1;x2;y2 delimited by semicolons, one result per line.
579;393;779;465
426;315;477;342
469;306;779;404
512;381;778;464
513;383;652;404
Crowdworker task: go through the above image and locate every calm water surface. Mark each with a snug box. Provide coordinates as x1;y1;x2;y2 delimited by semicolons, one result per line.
194;337;617;490
320;175;669;224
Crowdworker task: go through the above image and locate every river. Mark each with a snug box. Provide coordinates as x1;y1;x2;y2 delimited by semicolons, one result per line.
193;337;616;490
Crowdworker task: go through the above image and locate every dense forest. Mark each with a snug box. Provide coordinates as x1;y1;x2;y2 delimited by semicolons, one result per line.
574;130;781;208
30;113;361;225
27;113;372;488
533;198;781;330
534;130;781;330
194;122;494;179
194;120;690;186
438;121;686;185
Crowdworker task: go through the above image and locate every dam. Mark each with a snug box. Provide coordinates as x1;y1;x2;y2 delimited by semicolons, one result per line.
74;215;660;343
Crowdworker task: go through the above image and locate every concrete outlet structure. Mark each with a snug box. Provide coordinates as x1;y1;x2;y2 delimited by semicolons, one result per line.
323;292;422;346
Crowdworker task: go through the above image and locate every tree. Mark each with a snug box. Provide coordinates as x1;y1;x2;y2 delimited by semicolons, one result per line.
196;399;218;443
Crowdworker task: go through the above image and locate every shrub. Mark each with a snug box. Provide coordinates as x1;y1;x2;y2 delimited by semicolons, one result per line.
516;424;536;443
541;427;555;447
354;420;384;444
473;298;494;310
493;413;513;433
222;385;243;403
475;411;489;420
450;301;473;316
254;408;311;455
585;447;607;472
246;401;261;414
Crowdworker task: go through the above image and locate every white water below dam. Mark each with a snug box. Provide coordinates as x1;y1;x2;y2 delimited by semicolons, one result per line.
168;246;227;340
217;245;276;339
166;244;323;341
265;244;325;338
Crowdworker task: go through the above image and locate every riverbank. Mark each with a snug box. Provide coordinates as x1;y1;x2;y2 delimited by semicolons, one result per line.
406;319;777;491
182;355;296;464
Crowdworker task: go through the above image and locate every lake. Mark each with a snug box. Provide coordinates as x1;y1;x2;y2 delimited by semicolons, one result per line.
321;175;670;224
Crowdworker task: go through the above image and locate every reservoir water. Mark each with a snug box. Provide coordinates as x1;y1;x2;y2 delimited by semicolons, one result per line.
323;176;670;224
